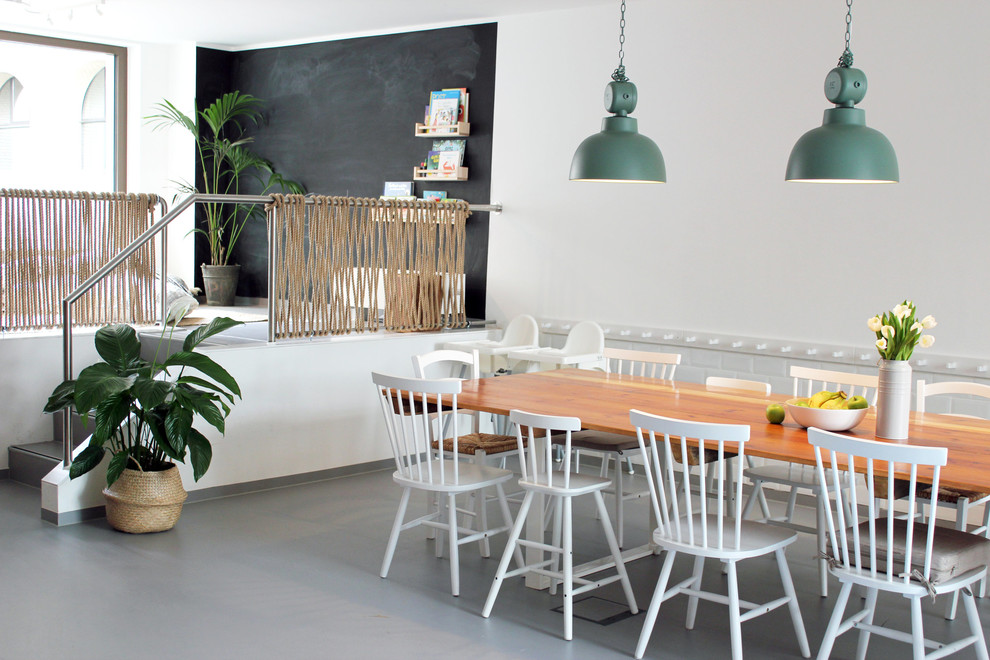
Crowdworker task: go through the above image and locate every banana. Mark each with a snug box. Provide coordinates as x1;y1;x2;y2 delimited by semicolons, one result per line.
810;390;847;408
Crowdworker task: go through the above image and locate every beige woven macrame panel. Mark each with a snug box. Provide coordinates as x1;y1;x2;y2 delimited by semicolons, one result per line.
267;195;469;338
0;189;159;331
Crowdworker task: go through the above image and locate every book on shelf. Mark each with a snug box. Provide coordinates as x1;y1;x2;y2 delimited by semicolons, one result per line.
441;87;468;124
382;181;413;198
425;151;440;170
422;190;447;201
431;139;465;165
437;151;461;175
428;89;461;127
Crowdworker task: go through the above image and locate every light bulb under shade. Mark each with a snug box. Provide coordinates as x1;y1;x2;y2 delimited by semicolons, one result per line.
570;115;666;183
786;106;898;183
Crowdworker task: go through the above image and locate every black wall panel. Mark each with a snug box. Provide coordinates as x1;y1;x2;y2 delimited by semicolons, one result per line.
195;23;496;319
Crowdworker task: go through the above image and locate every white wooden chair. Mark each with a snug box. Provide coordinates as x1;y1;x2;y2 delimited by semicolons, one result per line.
742;364;878;597
631;409;810;660
443;313;540;374
809;427;990;660
412;349;524;555
916;379;990;619
506;320;606;371
561;347;682;548
482;409;638;641
372;372;521;597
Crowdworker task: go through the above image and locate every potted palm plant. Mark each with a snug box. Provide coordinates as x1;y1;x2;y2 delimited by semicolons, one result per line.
43;316;243;533
148;91;303;305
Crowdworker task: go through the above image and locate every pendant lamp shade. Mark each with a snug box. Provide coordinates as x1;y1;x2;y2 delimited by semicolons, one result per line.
570;115;666;183
786;107;898;183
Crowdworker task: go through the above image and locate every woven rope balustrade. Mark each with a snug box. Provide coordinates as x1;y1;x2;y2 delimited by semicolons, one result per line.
0;189;159;331
267;195;469;338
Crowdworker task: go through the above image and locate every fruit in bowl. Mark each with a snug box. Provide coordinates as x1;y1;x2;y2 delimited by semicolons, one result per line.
785;390;869;431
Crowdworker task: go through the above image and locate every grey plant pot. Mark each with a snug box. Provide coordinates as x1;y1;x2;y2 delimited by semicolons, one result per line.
201;264;241;306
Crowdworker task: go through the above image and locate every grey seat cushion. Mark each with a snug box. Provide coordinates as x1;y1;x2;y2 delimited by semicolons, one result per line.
847;517;990;585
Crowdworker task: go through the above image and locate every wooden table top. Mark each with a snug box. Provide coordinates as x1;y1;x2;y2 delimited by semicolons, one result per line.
455;369;990;493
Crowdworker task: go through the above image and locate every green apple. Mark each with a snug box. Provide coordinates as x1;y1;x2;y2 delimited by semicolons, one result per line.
845;395;868;410
765;403;785;424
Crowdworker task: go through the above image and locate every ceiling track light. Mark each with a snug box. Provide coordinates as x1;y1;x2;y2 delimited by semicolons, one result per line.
786;0;898;183
570;0;665;184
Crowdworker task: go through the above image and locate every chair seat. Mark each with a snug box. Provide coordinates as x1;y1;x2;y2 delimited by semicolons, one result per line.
393;460;515;493
519;471;611;496
654;514;798;559
921;485;990;505
553;430;639;452
840;517;990;585
431;433;522;456
745;463;820;489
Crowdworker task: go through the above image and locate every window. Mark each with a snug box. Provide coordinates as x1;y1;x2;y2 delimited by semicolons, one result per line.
0;33;125;190
80;67;106;171
0;75;27;169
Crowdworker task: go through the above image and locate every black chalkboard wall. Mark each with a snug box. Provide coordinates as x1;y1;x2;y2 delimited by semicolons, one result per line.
195;23;497;319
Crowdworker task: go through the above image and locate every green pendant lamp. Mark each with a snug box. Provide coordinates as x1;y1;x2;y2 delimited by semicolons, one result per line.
786;0;898;183
570;0;665;183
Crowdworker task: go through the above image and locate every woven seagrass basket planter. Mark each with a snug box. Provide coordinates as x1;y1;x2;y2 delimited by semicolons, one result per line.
102;465;188;534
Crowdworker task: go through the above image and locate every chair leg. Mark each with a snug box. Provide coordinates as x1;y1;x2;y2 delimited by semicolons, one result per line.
817;581;853;660
448;493;461;596
550;494;563;596
909;595;927;660
483;490;533;618
493;482;525;569
380;487;411;579
726;560;743;660
592;489;638;613
634;549;677;660
615;460;625;548
775;548;811;657
562;494;574;641
961;586;990;660
626;456;635;474
741;477;765;520
425;491;437;540
743;456;773;519
855;587;878;660
945;499;970;619
685;555;705;629
476;485;491;558
816;495;828;598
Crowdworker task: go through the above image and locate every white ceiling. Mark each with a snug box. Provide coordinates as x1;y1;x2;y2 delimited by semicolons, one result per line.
0;0;612;49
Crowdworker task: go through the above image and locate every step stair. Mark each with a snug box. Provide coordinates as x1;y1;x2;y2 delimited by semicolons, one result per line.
8;411;88;488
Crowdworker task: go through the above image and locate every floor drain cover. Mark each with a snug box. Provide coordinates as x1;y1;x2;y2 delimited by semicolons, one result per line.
552;596;637;626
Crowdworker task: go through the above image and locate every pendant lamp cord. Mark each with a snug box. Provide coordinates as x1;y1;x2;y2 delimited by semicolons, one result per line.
837;0;854;67
611;0;629;82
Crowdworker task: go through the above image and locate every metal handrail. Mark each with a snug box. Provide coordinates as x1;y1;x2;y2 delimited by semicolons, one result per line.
58;193;504;466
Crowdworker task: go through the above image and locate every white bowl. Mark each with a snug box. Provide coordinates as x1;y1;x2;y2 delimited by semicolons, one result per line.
785;398;869;432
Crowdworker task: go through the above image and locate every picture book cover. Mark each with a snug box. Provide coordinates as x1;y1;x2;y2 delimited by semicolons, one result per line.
425;151;440;170
423;190;447;201
428;89;461;127
438;151;461;174
442;87;468;123
431;139;466;165
382;181;413;197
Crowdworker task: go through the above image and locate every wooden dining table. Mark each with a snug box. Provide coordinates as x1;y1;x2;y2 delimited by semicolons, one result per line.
454;368;990;589
457;368;990;493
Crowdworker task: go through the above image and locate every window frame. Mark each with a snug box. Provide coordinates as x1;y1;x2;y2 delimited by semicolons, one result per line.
0;30;126;190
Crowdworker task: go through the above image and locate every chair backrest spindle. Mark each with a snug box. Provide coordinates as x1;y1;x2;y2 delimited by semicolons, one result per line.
510;409;581;490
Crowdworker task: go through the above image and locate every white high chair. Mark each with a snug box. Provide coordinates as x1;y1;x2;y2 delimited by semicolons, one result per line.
507;320;605;372
443;314;540;375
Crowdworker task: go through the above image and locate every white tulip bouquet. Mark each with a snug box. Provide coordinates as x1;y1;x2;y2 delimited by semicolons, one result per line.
868;300;936;361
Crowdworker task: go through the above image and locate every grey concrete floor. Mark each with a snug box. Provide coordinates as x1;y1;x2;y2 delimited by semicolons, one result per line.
0;470;987;660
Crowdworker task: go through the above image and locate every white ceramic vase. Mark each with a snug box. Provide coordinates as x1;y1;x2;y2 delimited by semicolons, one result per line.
876;359;912;439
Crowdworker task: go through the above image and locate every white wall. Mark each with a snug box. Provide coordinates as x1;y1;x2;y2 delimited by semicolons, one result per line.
489;0;990;359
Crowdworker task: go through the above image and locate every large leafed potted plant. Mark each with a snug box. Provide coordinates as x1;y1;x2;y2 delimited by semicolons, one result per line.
43;316;243;533
148;91;303;305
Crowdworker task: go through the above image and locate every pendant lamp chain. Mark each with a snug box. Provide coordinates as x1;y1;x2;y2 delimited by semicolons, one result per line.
838;0;854;67
612;0;628;82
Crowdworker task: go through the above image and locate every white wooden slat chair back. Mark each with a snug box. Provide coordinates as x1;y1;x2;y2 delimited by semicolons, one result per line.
511;408;581;490
917;379;990;415
631;410;749;551
605;347;681;380
705;376;771;395
809;426;990;659
413;348;480;380
791;365;879;404
373;371;463;485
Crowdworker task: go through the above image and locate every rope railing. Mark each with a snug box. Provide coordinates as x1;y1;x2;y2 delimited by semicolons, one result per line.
267;195;470;337
0;189;161;331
